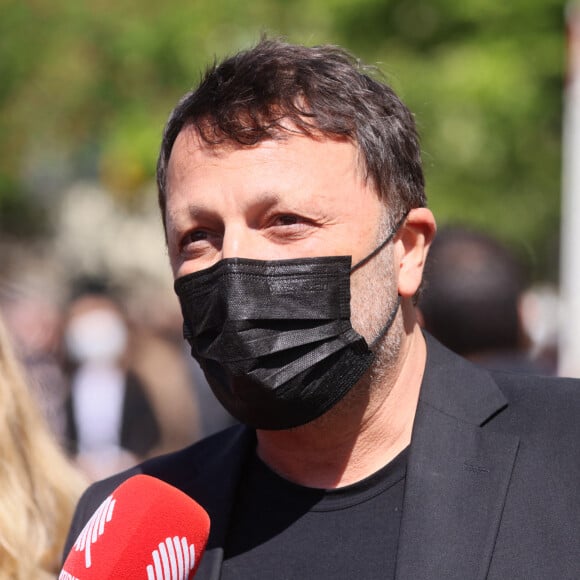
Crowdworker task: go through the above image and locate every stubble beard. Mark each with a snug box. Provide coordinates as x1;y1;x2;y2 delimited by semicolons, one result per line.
350;239;403;387
311;238;404;433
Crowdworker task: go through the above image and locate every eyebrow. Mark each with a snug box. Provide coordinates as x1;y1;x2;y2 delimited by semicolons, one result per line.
167;192;287;225
165;203;213;226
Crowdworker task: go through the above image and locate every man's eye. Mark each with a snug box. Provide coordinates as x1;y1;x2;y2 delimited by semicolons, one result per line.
182;230;208;245
179;230;213;257
267;214;317;241
274;214;302;226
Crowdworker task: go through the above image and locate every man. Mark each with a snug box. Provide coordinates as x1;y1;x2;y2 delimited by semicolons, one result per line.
64;39;580;579
419;226;554;374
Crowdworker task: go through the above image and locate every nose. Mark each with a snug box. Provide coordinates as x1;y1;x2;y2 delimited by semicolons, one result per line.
220;225;265;261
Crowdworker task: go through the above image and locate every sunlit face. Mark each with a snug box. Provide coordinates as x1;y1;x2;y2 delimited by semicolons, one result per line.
164;126;401;347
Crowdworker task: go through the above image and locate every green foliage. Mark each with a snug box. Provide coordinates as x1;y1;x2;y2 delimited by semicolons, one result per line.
331;0;565;280
0;0;567;279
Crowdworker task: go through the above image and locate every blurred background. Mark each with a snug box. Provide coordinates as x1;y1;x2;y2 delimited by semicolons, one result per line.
0;0;578;479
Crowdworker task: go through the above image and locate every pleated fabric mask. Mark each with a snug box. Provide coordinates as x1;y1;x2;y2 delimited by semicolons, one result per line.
174;215;406;430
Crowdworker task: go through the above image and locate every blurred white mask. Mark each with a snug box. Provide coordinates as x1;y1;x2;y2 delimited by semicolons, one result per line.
65;308;128;363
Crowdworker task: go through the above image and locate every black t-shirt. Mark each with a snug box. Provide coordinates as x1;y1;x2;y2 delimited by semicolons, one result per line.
221;447;408;579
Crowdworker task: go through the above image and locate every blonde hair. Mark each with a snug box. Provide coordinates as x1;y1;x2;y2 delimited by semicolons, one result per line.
0;311;87;579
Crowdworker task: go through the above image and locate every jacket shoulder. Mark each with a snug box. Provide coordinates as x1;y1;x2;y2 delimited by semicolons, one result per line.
488;370;580;438
63;424;250;559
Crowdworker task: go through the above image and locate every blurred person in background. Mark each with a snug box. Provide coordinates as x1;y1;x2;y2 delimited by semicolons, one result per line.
61;277;162;480
61;275;203;480
418;225;554;374
0;308;87;579
0;289;69;442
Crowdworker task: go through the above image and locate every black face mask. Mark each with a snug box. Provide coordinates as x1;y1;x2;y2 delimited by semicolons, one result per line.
174;216;405;430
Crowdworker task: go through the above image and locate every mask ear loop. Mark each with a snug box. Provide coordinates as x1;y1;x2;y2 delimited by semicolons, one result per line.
350;210;410;273
369;295;401;349
350;210;409;349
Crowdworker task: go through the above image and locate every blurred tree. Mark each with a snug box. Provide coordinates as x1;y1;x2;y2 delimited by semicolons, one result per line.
332;0;565;280
0;0;566;280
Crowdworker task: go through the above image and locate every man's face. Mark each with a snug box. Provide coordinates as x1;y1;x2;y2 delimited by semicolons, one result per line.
164;126;400;347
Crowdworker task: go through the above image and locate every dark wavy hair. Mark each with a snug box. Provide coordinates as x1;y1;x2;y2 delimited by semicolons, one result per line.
157;38;426;225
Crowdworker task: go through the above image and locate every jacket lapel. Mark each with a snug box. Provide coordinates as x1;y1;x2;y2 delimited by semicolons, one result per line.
195;427;255;580
395;336;520;580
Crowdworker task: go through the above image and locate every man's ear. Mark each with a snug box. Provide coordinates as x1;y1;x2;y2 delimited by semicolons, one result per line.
395;208;437;298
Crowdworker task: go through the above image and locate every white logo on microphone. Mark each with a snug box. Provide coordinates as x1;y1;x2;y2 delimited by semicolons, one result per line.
147;537;196;580
58;571;80;580
71;494;116;568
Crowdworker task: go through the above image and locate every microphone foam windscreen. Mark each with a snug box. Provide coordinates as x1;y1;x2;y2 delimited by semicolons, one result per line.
60;474;210;580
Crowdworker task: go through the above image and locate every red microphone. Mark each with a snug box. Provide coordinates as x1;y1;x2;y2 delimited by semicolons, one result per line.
59;474;210;579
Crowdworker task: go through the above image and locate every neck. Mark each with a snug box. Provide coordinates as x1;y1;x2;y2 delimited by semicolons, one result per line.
256;322;427;489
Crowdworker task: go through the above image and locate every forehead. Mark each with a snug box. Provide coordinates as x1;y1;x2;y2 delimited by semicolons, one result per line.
165;126;367;203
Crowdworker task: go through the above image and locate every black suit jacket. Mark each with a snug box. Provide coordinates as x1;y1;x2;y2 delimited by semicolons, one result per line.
64;335;580;579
